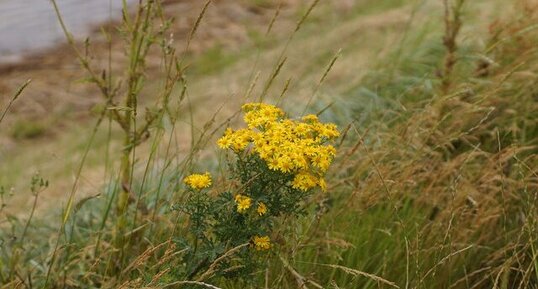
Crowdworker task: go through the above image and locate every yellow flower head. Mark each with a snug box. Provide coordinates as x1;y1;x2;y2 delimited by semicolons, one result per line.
292;171;318;191
257;202;267;216
252;235;271;251
184;172;212;190
217;128;234;149
235;194;252;213
302;114;319;123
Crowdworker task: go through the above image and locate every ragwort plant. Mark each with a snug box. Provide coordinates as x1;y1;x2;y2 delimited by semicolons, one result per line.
176;103;339;282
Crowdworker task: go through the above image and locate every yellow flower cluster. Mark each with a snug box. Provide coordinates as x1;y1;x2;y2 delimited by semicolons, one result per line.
235;194;252;213
252;235;271;251
184;172;212;190
218;103;339;192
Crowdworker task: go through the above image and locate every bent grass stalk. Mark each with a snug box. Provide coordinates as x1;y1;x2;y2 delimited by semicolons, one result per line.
44;104;109;287
259;0;321;102
0;79;30;125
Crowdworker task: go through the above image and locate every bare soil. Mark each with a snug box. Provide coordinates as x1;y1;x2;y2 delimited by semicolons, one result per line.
0;0;301;130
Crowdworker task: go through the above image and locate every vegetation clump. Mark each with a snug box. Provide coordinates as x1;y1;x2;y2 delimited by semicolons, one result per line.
176;102;339;281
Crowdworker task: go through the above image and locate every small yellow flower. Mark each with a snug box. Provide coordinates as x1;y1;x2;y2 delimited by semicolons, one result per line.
184;172;212;190
267;157;280;171
302;114;319;123
257;202;267;216
252;235;271;251
235;194;252;213
277;156;293;173
292;172;318;191
217;128;234;149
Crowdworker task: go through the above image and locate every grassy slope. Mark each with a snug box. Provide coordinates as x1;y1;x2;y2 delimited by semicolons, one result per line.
166;1;538;288
1;0;537;288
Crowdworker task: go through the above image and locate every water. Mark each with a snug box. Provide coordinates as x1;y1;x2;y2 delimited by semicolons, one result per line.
0;0;134;63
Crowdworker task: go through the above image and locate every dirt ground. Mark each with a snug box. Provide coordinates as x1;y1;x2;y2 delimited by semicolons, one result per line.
0;0;310;131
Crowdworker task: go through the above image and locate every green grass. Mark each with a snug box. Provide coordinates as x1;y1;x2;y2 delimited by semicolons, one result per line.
190;45;245;76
